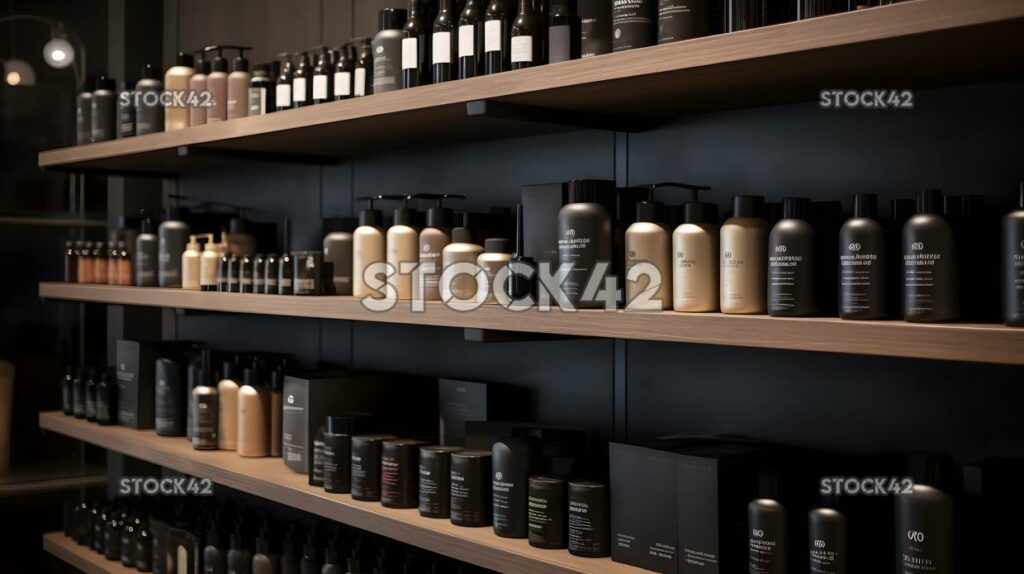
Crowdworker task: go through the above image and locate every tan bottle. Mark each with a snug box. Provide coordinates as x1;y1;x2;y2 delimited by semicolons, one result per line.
353;196;386;299
188;53;208;127
441;216;484;302
164;52;195;131
386;196;419;300
237;363;269;458
200;232;226;291
673;202;720;312
720;195;768;314
206;49;228;123
477;238;513;304
226;50;252;120
181;234;204;291
625;201;671;310
216;361;240;451
416;195;462;301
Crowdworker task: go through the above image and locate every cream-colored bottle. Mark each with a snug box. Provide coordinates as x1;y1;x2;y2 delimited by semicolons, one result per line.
353;199;386;299
441;222;484;302
720;195;768;314
673;202;720;312
206;50;228;123
476;238;513;304
237;367;269;458
386;199;419;300
226;52;251;120
624;203;671;310
188;54;209;127
164;52;195;131
216;364;239;450
200;232;225;291
417;199;456;301
181;235;204;291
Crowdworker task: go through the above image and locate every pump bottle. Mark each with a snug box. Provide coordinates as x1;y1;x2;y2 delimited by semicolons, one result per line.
181;234;208;290
673;197;719;312
1002;182;1024;326
416;194;464;301
227;47;252;119
720;195;767;314
386;195;420;300
442;214;484;302
164;52;195;131
353;196;387;299
189;52;209;126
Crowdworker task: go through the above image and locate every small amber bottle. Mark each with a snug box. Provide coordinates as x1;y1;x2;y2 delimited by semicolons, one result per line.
116;241;133;285
78;240;95;283
93;241;108;284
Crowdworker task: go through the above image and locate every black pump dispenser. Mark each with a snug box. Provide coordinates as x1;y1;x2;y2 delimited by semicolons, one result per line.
383;194;415;226
506;204;536;301
356;195;384;227
232;46;251;72
174;51;194;67
782;197;810;220
636;182;711;223
140;210;154;235
451;213;473;243
732;195;765;218
194;51;211;74
207;46;227;72
854;192;878;218
417;193;465;228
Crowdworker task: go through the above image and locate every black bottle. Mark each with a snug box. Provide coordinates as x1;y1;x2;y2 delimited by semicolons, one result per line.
312;47;333;104
749;498;786;574
72;369;86;418
580;0;612;57
135;523;152;572
839;193;886;319
491;437;537;538
419;445;464;518
548;0;581;63
658;0;710;43
247;63;275;115
279;219;294;295
612;0;655;51
253;254;266;294
104;515;122;560
457;0;486;78
323;415;354;494
352;435;393;501
299;539;321;574
381;439;428;508
61;366;74;415
510;0;543;69
354;39;373;97
239;254;254;293
403;0;432;88
484;0;514;74
432;0;458;83
263;253;279;294
557;180;614;309
96;371;118;425
276;53;294;111
91;75;118;142
85;370;97;421
506;204;537;303
121;516;139;566
903;189;958;322
895;456;953;574
809;506;847;574
768;197;816;316
450;450;493;527
118;79;136;138
333;45;356;100
1003;183;1024;326
155;358;186;437
227;531;252;574
292;52;312;107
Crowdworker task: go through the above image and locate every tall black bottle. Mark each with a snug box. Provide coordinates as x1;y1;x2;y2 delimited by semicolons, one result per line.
839;193;886;319
809;504;847;574
557;180;613;309
403;0;432;87
510;0;543;70
292;52;312;107
895;456;954;574
457;0;486;78
432;0;458;83
1003;183;1024;326
903;189;958;322
768;197;816;316
749;498;786;574
484;0;514;74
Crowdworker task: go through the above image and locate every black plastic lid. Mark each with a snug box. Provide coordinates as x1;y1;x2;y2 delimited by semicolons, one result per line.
732;195;765;218
211;57;227;72
357;196;382;227
141;63;159;79
325;547;339;565
326;415;353;434
907;453;952;490
451;213;472;243
270;368;284;392
567;179;613;204
380;7;409;30
513;203;526;257
853;193;878;218
635;201;659;223
195;55;211;74
782;197;810;220
221;360;239;381
917;189;944;215
484;238;511;254
254;537;269;555
302;541;318;560
174;51;195;67
243;365;260;388
421;194;464;228
683;201;717;224
394;201;414;226
140;210;154;234
232;56;249;72
95;75;116;90
1019;181;1024;209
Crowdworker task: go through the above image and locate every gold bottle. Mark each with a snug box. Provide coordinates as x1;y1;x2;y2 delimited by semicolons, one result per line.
673;202;720;312
720;196;768;314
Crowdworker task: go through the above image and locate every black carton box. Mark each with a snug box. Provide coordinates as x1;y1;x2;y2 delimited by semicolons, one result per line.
610;441;681;573
116;340;195;429
438;379;531;446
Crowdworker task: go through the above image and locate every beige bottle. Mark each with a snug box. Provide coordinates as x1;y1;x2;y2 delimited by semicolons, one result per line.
625;202;671;310
181;234;205;291
164;52;195;131
417;196;461;301
226;51;252;120
216;364;239;451
237;365;269;458
200;232;226;291
386;198;419;300
353;197;386;299
441;219;484;302
188;53;208;126
673;202;720;312
476;238;513;304
206;48;228;123
720;195;768;314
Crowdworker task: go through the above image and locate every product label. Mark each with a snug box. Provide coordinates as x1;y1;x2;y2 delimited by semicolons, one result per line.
568;499;600;554
292;78;307;102
433;31;452;64
748;529;780;574
418;464;441;515
768;243;807;313
312;75;328;100
527;495;554;543
311;437;324;483
903;242;945;316
333;71;352;96
840;242;880;314
402;37;418;70
810;537;841;573
275;84;291;108
511;36;533;63
294;277;315;293
247;87;266;115
549;25;571;63
354;68;367;96
459;25;475;58
492;476;516;530
485;20;502;53
450;469;484;524
380;455;403;503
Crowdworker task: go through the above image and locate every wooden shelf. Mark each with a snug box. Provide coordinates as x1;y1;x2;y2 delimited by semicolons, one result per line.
39;412;646;574
0;465;106;497
43;531;138;574
38;0;1024;175
39;282;1024;364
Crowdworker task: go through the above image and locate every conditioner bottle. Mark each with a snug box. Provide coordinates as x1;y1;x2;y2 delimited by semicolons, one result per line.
720;195;767;314
625;200;670;310
441;214;485;302
895;456;953;574
164;52;195;131
839;193;886;319
353;196;387;299
1003;182;1024;326
768;197;816;316
673;199;719;312
809;505;847;574
903;189;958;322
386;195;419;300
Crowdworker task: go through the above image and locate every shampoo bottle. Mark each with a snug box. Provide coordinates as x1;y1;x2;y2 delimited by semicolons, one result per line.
477;238;513;304
188;52;209;126
237;361;270;458
373;9;408;93
353;197;386;299
720;195;767;314
895;456;953;574
673;198;719;312
768;197;816;317
416;194;463;301
158;208;190;288
839;193;886;319
441;214;484;302
136;211;159;287
809;504;847;574
227;48;252;119
201;233;227;292
491;437;537;538
626;183;696;310
90;76;117;142
1002;182;1024;326
749;487;786;573
558;180;613;309
181;234;206;291
190;358;218;450
386;195;420;300
164;52;195;131
217;360;240;451
135;64;164;135
206;47;229;122
903;189;958;322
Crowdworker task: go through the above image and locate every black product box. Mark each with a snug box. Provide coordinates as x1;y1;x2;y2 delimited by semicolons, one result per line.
609;439;765;574
438;379;531;446
521;182;568;266
116;340;195;429
465;421;589;477
282;370;438;474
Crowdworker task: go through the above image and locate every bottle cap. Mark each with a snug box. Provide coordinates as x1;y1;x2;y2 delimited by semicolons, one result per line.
174;51;194;67
232;47;250;72
567;179;613;204
782;197;810;220
392;195;414;226
683;201;717;224
379;7;409;31
208;47;227;72
95;75;116;90
635;201;659;223
1019;181;1024;209
194;51;211;74
140;63;159;80
484;238;511;254
852;193;877;218
732;195;765;218
943;194;964;218
916;189;944;215
451;213;472;243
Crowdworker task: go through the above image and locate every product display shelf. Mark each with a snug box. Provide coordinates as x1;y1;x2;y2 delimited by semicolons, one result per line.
43;531;138;574
38;0;1024;175
39;412;645;574
38;282;1024;364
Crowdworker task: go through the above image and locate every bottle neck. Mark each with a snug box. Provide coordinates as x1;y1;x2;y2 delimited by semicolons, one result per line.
439;0;454;12
518;0;531;14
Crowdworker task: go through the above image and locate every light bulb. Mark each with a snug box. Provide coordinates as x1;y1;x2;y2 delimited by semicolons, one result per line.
43;36;75;69
3;59;36;86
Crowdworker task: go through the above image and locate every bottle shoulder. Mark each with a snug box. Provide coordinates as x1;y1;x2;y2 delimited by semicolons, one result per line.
626;221;668;235
840;217;883;233
559;202;610;218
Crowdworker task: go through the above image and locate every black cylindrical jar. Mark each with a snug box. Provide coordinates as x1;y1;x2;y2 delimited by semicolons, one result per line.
419;445;464;518
567;480;610;557
450;450;492;527
528;475;567;549
381;438;428;508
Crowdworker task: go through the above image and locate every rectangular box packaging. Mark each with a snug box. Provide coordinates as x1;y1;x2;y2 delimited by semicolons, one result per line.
610;442;680;573
282;371;437;474
521;182;568;266
438;379;530;446
116;340;193;429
